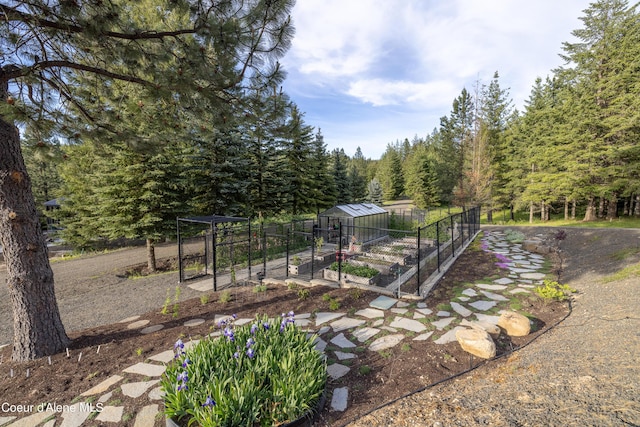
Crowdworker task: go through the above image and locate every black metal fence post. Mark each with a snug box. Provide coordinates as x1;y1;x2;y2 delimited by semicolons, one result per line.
285;229;290;278
450;215;455;258
416;226;421;295
338;222;343;282
177;219;183;283
436;220;441;272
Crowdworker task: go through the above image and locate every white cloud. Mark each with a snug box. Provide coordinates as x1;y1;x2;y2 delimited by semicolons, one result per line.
281;0;591;158
347;79;458;108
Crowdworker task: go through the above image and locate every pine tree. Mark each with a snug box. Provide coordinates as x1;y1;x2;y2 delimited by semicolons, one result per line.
0;0;295;361
366;178;384;205
331;148;352;204
558;0;640;220
404;144;440;209
376;144;404;200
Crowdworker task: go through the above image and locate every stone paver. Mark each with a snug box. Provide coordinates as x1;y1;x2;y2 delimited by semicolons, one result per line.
432;317;455;330
184;318;205;327
434;326;466;345
413;331;434;341
475;313;501;325
450;302;473;317
369;334;404;351
493;278;514;285
389;316;427;333
121;380;160;398
480;290;509;301
122;362;166;377
148;349;174;363
314;337;328;352
95;406;124;423
327;363;350;380
390;308;409;315
331;387;349;411
330;333;356;349
369;295;398;310
126;319;150;329
80;375;123;397
58;403;92;427
133;404;158;427
353;327;381;342
469;300;497;311
521;272;546;280
436;311;450;317
354;308;385;318
462;288;478;296
476;283;507;291
335;351;356;360
315;312;345;326
0;417;16;427
140;324;164;334
330;317;366;332
148;386;164;401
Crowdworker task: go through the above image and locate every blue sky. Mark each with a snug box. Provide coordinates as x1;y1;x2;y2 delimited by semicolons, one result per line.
280;0;591;160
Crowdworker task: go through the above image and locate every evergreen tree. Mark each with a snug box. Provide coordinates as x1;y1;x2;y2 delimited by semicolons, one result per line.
347;164;367;203
308;129;336;212
280;105;316;214
331;148;351;204
376;144;404;200
558;0;640;220
366;178;384;205
404;144;440;209
0;0;295;361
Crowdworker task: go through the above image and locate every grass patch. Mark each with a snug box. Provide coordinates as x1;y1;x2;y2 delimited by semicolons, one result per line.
610;247;640;261
603;262;640;283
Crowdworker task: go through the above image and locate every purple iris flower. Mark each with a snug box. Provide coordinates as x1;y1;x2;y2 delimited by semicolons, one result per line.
263;322;270;331
246;338;255;348
223;327;235;342
174;339;184;350
181;358;191;368
250;324;258;335
203;396;216;407
246;348;255;358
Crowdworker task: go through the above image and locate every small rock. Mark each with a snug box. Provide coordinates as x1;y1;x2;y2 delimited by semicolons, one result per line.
455;328;496;359
497;311;531;336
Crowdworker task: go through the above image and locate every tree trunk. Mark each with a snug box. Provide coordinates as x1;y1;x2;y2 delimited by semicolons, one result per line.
0;117;70;361
635;195;640;217
529;202;534;224
583;196;598;221
607;194;618;219
564;198;569;220
571;200;576;220
598;197;606;219
541;201;546;222
146;238;157;272
623;196;630;216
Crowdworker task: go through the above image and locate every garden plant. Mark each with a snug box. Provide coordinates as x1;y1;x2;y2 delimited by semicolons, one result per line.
162;312;326;426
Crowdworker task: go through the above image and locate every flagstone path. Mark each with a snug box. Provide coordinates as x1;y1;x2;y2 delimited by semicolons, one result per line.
1;230;547;426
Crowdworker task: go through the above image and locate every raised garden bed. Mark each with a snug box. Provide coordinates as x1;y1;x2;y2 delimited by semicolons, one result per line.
349;257;399;275
322;262;380;286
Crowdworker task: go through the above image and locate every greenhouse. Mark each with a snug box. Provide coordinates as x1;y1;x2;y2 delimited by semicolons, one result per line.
317;203;389;246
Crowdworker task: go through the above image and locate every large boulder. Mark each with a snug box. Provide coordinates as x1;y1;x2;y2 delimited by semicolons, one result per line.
460;319;501;339
455;328;496;359
498;311;531;337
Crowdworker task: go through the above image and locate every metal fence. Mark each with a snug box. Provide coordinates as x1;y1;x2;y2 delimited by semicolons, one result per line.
262;206;481;296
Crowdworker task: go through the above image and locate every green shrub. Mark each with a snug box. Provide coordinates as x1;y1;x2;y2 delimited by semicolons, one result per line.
162;313;326;426
534;280;576;301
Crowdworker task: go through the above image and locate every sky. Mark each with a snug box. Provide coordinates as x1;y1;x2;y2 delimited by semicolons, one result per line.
280;0;592;160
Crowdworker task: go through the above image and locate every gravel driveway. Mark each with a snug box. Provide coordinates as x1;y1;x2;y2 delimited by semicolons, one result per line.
0;242;203;347
346;226;640;427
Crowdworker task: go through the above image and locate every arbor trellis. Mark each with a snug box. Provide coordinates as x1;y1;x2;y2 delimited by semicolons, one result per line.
177;215;252;291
